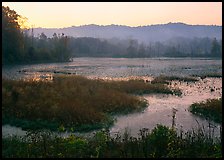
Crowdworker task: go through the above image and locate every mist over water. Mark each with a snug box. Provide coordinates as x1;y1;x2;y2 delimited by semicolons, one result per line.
2;57;222;80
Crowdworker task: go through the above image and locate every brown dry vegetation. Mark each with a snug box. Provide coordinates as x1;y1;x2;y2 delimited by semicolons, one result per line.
3;75;179;131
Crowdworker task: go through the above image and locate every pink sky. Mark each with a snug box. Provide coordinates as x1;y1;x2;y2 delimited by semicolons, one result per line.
2;2;222;28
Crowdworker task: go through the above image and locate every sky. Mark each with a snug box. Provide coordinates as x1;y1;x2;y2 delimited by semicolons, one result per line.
2;2;222;28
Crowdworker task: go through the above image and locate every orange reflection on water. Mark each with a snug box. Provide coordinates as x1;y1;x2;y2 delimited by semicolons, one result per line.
29;73;53;82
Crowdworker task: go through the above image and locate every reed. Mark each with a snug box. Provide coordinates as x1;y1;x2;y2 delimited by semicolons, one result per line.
189;98;222;124
3;75;179;132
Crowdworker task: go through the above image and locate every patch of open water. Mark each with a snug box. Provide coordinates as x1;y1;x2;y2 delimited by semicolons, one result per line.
2;58;222;138
2;77;222;138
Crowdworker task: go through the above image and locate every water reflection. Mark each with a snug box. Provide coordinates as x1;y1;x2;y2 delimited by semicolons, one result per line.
1;58;222;138
2;57;222;80
31;73;53;82
110;78;222;137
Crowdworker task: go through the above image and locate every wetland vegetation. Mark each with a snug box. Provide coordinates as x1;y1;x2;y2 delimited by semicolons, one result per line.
189;98;222;124
2;4;222;158
151;75;199;84
3;75;222;158
2;75;181;132
2;124;222;158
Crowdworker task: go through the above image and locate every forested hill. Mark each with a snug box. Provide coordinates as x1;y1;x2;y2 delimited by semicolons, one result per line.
31;23;222;43
2;6;72;65
2;5;222;65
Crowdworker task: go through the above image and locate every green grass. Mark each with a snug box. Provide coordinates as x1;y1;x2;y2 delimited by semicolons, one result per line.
189;98;222;124
2;125;222;158
2;75;179;132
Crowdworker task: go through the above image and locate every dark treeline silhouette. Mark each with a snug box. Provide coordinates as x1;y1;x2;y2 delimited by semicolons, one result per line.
2;6;72;65
2;6;222;65
68;36;222;58
22;31;72;63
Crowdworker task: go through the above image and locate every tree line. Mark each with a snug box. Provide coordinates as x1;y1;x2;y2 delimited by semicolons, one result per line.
68;36;222;58
2;6;222;65
2;6;72;65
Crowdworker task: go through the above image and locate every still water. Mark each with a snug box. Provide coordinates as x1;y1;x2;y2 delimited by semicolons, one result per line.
2;57;222;80
2;58;222;138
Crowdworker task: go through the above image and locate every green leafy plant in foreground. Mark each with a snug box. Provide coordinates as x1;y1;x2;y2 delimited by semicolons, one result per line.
2;124;222;158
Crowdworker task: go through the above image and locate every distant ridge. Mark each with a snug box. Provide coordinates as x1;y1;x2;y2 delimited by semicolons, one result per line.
30;22;222;43
36;22;221;28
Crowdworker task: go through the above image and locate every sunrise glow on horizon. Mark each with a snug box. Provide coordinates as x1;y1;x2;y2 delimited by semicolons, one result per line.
2;2;222;28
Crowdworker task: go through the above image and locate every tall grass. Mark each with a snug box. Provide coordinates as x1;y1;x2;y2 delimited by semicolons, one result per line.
2;75;179;131
102;79;180;95
189;98;222;124
2;125;222;158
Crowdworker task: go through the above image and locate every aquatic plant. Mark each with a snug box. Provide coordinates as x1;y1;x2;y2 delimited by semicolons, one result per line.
189;98;222;124
151;75;199;84
191;73;222;79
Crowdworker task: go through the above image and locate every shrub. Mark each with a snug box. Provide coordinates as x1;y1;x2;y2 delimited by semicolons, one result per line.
2;125;222;158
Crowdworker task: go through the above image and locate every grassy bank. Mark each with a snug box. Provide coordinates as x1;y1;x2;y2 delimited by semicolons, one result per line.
189;98;222;124
2;75;179;132
103;79;181;95
2;125;222;158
